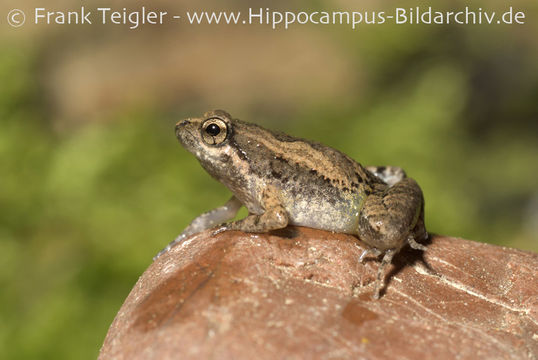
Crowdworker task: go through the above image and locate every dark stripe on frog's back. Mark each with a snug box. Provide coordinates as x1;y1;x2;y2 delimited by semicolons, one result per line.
229;119;381;195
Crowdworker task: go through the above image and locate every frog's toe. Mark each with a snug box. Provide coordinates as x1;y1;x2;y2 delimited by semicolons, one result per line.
359;247;382;262
407;235;427;251
211;224;230;237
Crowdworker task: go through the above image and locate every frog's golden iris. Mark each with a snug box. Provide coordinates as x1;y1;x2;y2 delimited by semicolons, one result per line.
201;118;228;145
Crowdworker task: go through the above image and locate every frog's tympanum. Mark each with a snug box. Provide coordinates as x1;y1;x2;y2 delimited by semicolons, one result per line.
159;110;428;299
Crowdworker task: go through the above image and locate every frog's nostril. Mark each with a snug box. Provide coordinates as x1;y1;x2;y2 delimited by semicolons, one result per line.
176;119;190;130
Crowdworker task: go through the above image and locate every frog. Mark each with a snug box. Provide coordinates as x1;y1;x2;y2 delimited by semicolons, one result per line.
158;110;428;299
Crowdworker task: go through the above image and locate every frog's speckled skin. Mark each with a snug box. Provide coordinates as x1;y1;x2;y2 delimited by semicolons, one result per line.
159;110;428;299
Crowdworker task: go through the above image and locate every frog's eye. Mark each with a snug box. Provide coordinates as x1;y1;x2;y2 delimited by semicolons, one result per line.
205;123;220;136
201;118;228;145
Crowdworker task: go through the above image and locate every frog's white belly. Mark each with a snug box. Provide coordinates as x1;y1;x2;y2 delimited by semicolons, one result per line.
285;198;360;234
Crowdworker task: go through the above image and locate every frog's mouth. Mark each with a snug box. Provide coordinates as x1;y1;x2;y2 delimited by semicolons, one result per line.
176;128;198;153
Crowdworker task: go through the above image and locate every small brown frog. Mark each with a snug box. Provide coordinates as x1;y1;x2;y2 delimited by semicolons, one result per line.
158;110;428;299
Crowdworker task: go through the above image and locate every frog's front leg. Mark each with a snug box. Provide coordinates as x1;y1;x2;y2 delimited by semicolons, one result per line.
216;186;288;234
358;177;427;299
154;196;243;259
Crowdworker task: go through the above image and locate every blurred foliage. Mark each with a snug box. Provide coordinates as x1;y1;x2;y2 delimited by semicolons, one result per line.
1;0;537;359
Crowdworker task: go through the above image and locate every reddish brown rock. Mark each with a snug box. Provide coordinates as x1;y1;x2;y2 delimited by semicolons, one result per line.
99;227;538;360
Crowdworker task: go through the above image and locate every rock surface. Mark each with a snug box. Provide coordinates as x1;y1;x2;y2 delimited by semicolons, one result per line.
99;227;538;360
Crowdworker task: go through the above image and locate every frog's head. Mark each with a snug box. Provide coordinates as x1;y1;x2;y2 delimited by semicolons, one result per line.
175;110;238;179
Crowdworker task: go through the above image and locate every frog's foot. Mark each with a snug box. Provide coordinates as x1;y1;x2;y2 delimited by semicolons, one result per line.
407;234;427;251
372;248;397;299
211;224;229;237
359;247;382;262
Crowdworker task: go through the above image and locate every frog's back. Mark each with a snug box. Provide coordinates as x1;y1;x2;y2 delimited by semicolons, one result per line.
230;120;386;233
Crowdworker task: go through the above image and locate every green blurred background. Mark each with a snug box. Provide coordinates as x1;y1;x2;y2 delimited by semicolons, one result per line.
1;0;537;358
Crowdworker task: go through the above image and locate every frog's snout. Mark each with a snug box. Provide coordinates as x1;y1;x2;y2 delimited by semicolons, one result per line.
176;119;190;129
175;119;191;136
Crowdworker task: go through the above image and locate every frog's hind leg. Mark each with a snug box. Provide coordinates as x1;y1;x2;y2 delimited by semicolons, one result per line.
358;177;426;298
408;207;428;249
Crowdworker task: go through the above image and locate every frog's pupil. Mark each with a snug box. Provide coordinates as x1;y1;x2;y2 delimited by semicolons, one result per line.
206;123;220;136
